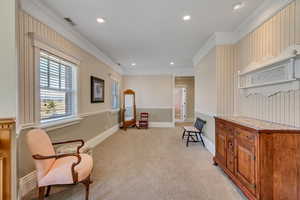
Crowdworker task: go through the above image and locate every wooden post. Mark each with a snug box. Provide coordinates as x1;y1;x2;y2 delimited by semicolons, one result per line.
0;119;14;200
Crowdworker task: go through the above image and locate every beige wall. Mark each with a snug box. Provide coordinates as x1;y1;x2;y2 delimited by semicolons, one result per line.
194;48;217;142
195;48;217;115
0;0;17;118
18;11;122;125
216;45;235;116
175;77;195;121
17;11;122;178
235;1;300;127
123;75;173;122
123;75;173;108
195;1;300;145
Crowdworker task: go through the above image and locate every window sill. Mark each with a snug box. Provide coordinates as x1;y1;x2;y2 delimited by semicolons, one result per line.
37;116;82;132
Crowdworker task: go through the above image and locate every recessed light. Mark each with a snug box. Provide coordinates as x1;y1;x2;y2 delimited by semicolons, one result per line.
97;18;106;24
233;2;245;11
170;62;175;65
182;15;191;21
131;63;136;66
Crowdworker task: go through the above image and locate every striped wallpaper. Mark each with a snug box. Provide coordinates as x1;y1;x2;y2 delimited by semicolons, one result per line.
18;11;122;125
216;45;235;116
235;1;300;127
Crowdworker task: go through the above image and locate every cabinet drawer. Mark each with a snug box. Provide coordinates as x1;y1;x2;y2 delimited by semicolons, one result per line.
217;121;234;134
235;128;256;144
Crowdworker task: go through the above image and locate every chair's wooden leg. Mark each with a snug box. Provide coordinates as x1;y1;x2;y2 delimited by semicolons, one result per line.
38;187;45;200
199;133;205;147
182;130;186;139
186;132;190;147
45;186;51;197
82;176;91;200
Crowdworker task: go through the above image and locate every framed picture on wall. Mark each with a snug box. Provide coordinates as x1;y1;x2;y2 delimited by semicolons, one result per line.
91;76;105;103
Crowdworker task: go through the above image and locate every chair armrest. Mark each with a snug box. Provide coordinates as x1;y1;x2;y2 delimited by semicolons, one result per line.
52;139;85;153
32;152;80;160
33;153;82;183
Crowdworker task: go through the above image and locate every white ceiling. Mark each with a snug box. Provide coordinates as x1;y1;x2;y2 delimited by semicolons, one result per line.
41;0;263;73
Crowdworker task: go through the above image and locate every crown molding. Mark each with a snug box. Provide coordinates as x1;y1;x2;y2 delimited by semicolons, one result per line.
193;32;237;66
20;0;123;74
235;0;294;42
193;0;294;66
123;67;194;76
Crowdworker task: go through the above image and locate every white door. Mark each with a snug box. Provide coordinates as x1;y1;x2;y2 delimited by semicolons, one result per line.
175;87;187;121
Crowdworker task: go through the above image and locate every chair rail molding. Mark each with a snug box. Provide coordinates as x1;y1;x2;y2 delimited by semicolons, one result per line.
238;45;300;96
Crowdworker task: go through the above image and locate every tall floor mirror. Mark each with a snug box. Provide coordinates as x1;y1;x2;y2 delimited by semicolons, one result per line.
122;89;136;130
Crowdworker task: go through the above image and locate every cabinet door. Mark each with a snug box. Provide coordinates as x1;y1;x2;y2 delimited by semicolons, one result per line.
216;129;227;167
226;135;235;174
235;137;257;195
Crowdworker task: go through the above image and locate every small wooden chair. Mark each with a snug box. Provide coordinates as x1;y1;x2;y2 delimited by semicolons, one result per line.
26;129;93;200
182;118;206;147
137;112;149;129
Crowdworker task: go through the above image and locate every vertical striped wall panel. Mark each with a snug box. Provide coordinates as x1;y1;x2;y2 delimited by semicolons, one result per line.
296;0;300;44
235;1;300;127
216;45;235;116
18;11;122;125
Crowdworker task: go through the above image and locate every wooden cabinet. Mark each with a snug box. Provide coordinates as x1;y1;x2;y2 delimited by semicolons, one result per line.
0;119;14;200
216;128;226;167
214;117;300;200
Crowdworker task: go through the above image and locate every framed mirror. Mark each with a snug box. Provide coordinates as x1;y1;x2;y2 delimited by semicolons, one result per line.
122;89;136;130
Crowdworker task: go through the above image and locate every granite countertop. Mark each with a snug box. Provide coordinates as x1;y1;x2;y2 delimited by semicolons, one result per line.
216;116;300;131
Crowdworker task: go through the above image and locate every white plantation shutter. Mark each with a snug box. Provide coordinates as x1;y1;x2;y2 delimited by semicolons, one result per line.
39;51;75;121
111;79;120;109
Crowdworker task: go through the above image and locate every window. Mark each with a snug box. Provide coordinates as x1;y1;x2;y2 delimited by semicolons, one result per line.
111;79;120;110
39;51;77;122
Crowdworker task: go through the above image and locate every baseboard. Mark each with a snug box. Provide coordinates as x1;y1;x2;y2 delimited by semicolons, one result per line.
85;124;119;148
149;122;174;128
18;170;37;199
202;135;215;156
18;124;119;199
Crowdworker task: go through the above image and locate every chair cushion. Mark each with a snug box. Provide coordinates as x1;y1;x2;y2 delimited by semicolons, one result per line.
183;126;201;132
26;129;56;181
38;153;93;187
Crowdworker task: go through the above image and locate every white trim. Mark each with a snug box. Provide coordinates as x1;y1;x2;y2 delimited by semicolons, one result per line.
19;170;37;199
38;116;82;131
136;106;173;109
79;109;111;118
202;135;215;156
235;0;294;42
18;117;82;131
193;0;294;66
29;32;80;65
239;45;300;75
18;124;120;199
123;66;194;76
110;109;120;113
195;110;216;118
19;123;35;131
85;124;119;148
20;0;123;74
193;32;236;65
149;122;175;128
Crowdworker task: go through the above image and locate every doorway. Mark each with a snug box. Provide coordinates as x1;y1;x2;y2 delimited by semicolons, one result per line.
174;76;195;123
175;87;187;122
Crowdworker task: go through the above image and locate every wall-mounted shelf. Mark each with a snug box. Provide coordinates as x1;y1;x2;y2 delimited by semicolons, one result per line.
238;45;300;96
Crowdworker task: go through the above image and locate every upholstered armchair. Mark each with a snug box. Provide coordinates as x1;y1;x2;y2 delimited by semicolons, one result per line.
26;129;93;200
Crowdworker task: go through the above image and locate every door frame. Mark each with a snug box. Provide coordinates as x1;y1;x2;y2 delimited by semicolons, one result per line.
174;86;187;122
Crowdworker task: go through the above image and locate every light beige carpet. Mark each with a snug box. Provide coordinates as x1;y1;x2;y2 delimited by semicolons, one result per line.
25;126;246;200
